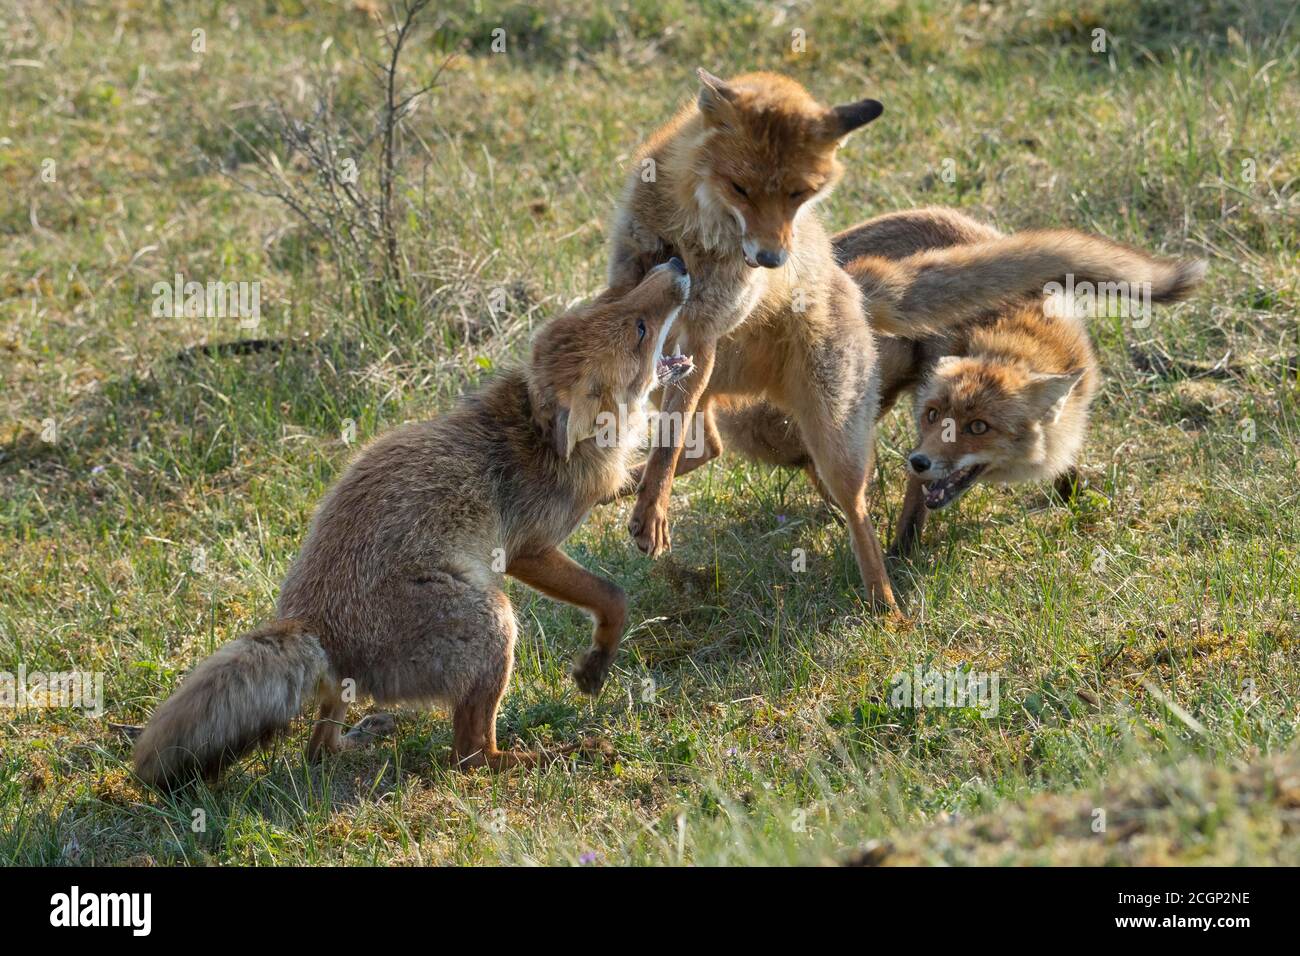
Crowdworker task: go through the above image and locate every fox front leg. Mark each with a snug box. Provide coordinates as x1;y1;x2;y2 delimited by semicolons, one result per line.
507;548;628;695
628;339;718;557
890;474;930;558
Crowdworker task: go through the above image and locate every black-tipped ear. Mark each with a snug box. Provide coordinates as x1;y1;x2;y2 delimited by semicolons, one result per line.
828;98;883;138
697;67;737;121
552;406;571;459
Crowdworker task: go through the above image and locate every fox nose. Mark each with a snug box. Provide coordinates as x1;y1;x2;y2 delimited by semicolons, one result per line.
909;453;931;475
755;249;787;269
666;256;687;276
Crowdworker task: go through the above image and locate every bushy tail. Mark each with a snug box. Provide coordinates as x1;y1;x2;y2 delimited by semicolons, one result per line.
132;619;328;789
848;230;1207;339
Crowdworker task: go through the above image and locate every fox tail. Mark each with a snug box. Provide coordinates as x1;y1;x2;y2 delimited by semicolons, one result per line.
132;618;328;789
850;230;1206;338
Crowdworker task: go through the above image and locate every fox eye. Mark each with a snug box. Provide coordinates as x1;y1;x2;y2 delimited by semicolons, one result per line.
968;420;989;435
731;181;748;198
789;188;811;201
926;408;939;424
636;319;647;343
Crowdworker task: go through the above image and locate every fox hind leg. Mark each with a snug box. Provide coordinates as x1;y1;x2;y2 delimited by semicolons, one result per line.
452;682;539;771
450;590;611;768
307;680;395;761
794;403;899;614
450;590;567;770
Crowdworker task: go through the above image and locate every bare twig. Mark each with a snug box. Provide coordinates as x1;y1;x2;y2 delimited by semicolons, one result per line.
208;0;453;289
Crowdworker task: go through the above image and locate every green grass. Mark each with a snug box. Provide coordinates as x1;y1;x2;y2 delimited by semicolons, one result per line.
1;0;1297;865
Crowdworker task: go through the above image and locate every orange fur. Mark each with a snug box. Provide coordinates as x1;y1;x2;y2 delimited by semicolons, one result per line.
609;70;901;610
713;207;1205;556
606;73;1204;610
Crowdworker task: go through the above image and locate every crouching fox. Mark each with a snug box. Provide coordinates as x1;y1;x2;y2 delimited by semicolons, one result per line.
716;207;1205;554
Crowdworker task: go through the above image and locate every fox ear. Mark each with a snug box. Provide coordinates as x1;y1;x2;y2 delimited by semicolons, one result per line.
551;406;572;458
825;98;884;140
553;393;603;459
697;68;737;124
1026;369;1085;422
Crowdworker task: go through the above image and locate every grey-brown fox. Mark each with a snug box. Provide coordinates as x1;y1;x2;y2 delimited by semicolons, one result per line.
133;260;694;787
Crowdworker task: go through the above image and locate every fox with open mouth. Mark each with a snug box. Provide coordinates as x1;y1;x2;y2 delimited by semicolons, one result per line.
715;206;1205;556
133;260;693;789
840;207;1204;553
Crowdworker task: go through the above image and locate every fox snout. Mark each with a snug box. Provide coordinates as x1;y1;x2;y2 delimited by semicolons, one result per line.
907;449;960;480
909;451;987;510
653;256;692;298
740;221;793;269
742;239;789;269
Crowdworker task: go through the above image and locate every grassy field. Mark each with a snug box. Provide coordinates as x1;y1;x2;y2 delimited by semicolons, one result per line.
1;0;1297;865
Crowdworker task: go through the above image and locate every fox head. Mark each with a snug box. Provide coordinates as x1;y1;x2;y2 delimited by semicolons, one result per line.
528;259;693;459
691;68;882;269
908;356;1086;509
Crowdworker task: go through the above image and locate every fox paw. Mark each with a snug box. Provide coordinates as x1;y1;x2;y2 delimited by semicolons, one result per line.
343;712;397;747
108;722;144;742
572;646;615;696
573;736;616;760
628;500;671;557
552;736;617;762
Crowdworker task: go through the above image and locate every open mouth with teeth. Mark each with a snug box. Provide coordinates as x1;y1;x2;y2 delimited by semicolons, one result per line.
656;353;694;385
923;464;984;510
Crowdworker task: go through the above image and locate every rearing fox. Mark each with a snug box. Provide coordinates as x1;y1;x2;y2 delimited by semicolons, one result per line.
133;261;694;788
606;69;1201;612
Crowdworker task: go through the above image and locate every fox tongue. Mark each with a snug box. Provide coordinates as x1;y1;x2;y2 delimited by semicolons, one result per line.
923;464;983;509
656;353;694;385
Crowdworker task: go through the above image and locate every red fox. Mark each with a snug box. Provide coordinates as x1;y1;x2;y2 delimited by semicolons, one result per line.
607;69;901;611
715;207;1206;554
133;261;694;788
607;70;1203;610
